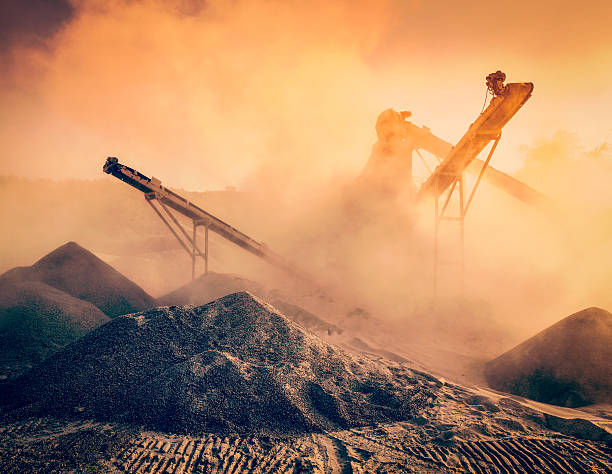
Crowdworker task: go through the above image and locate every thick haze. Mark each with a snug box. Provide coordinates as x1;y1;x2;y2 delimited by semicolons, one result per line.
1;0;611;344
1;0;610;189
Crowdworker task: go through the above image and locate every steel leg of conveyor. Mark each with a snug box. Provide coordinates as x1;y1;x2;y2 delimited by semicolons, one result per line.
192;221;196;280
191;220;209;279
433;173;466;302
145;195;208;279
205;223;209;275
432;134;502;302
434;187;439;301
459;175;465;296
146;198;192;257
464;134;501;215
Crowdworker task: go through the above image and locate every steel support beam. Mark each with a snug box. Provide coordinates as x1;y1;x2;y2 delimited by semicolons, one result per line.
146;194;209;280
204;221;209;275
464;133;501;215
192;220;197;280
432;134;502;302
146;197;192;257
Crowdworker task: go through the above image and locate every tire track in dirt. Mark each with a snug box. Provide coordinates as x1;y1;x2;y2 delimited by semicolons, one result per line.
453;438;612;474
313;433;348;473
2;418;612;473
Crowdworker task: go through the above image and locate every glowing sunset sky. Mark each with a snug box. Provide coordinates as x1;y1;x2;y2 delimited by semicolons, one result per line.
1;0;610;190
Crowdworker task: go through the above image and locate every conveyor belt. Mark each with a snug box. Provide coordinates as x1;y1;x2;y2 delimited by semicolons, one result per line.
417;82;534;200
402;119;547;207
103;157;301;277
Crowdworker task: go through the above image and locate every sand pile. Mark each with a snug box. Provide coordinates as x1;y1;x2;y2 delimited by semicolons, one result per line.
0;242;156;318
485;307;612;407
1;292;435;435
0;281;109;379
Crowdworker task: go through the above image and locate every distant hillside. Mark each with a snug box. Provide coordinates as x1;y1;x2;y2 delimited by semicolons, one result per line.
0;281;109;379
0;292;436;435
0;242;157;318
484;307;612;407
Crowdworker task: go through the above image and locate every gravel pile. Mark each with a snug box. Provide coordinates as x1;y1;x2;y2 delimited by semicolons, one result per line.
0;281;109;379
0;241;156;318
485;307;612;407
1;292;436;435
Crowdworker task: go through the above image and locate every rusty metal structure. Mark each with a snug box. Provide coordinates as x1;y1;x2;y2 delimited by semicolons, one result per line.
415;71;534;297
398;119;546;208
366;71;536;297
103;71;535;295
103;157;301;280
417;79;534;201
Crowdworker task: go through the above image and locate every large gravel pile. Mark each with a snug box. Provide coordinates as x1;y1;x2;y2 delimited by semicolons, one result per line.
1;292;436;435
0;281;109;379
485;307;612;407
0;241;156;318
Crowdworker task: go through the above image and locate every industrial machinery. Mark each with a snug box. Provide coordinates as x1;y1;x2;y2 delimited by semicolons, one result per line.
417;74;534;202
423;71;535;296
103;157;302;280
388;115;547;207
363;71;537;297
104;71;536;295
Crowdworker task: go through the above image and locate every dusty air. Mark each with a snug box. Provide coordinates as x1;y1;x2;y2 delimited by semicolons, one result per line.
1;1;611;471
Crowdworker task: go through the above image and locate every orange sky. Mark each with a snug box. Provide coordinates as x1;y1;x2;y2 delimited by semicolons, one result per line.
1;0;611;334
1;0;611;190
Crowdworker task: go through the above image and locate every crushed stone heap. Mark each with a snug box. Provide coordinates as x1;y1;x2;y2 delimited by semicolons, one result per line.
1;292;437;435
485;307;612;407
0;281;109;379
0;241;156;318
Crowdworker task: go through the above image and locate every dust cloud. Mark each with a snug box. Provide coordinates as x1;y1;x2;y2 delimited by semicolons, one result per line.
1;0;391;191
1;0;611;356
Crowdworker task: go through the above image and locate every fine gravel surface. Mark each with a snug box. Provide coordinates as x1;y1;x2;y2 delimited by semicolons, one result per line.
0;292;436;435
1;295;610;472
485;307;612;407
0;241;157;318
0;281;109;380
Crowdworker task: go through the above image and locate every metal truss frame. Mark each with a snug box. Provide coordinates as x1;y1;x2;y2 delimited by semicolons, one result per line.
145;193;209;280
432;133;501;299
